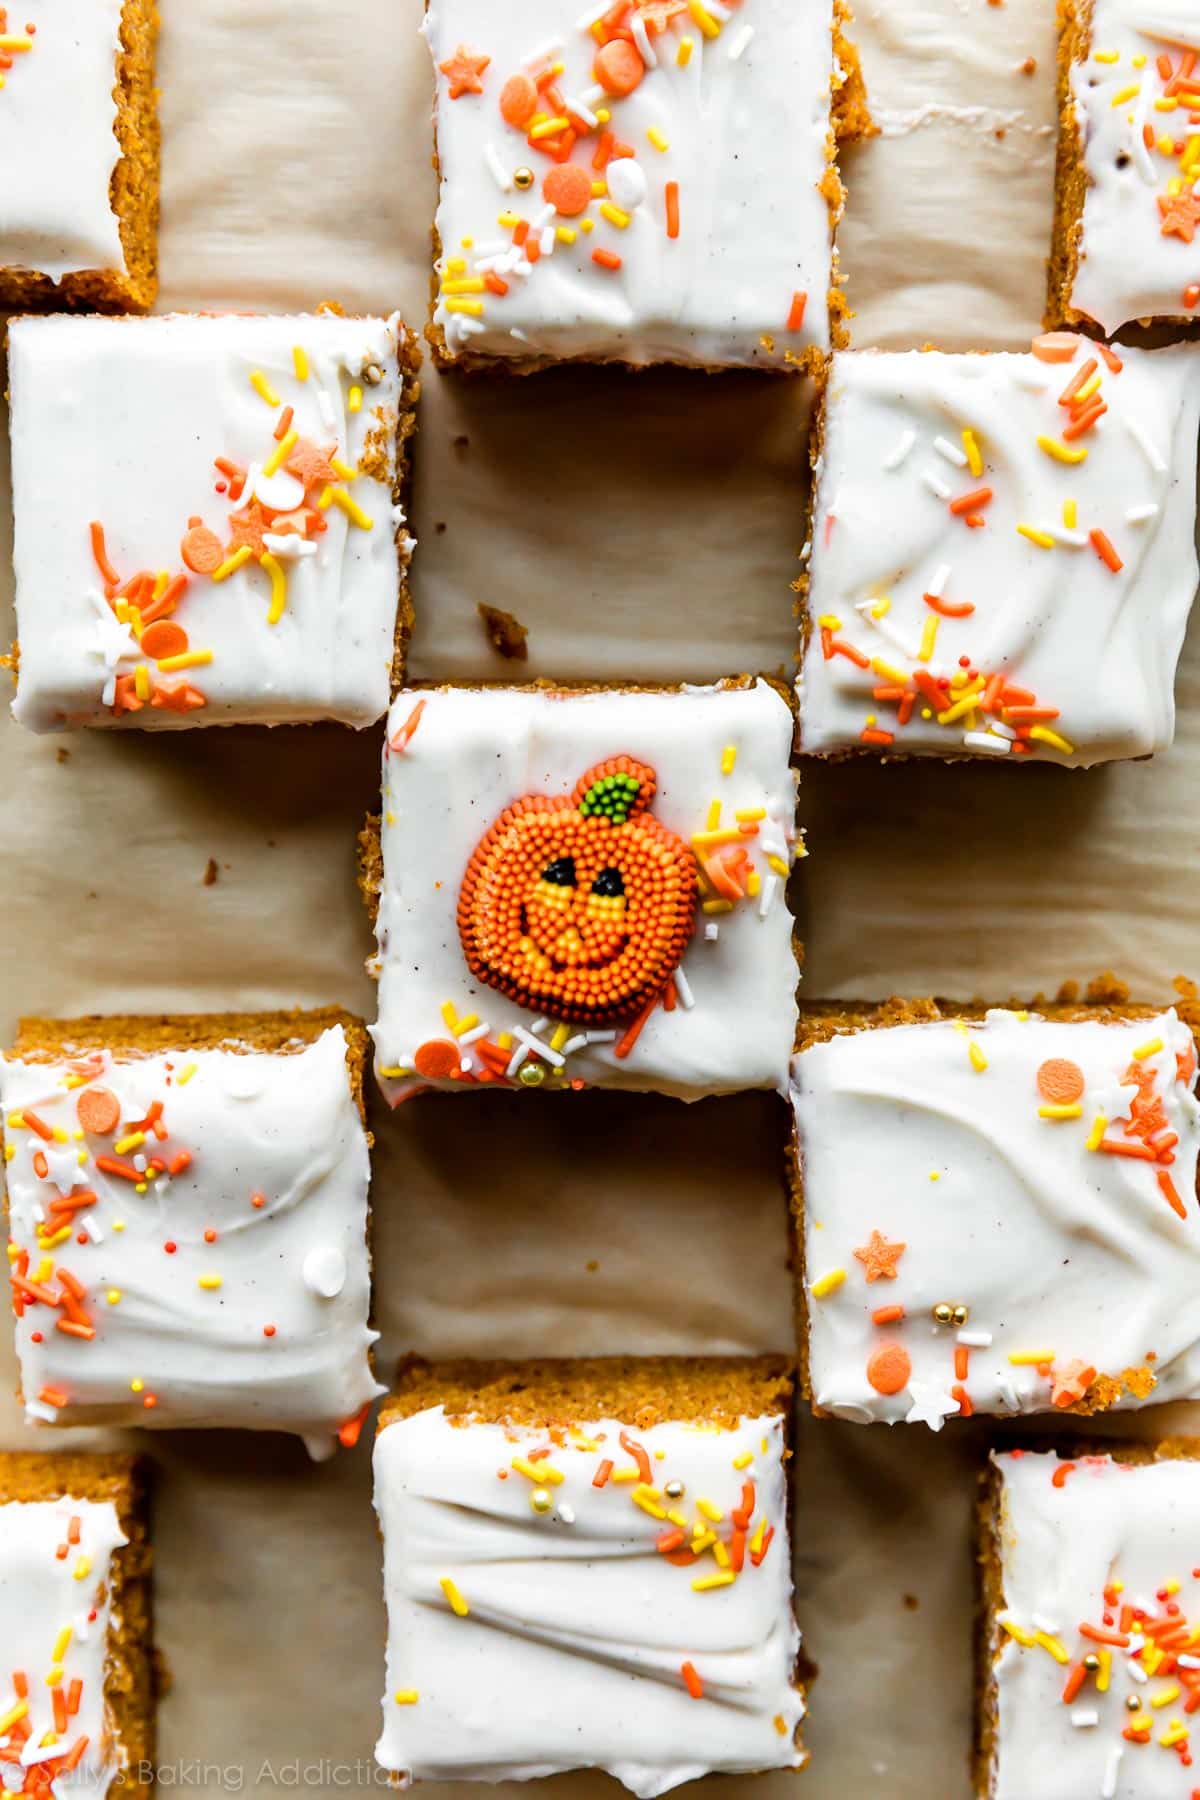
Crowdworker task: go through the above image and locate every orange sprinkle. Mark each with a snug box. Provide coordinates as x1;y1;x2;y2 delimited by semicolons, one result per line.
389;698;426;754
954;1345;970;1382
1098;1137;1157;1161
38;1386;69;1409
860;727;894;746
924;593;975;618
951;1383;973;1417
94;1155;140;1181
866;1342;911;1395
681;1661;703;1700
1031;331;1081;363
592;128;615;170
1185;283;1200;308
665;180;680;240
337;1402;370;1449
594;37;644;96
179;521;224;576
1061;1661;1087;1705
543;162;592;216
1057;357;1098;406
1097;343;1123;374
1078;1620;1129;1645
657;1528;686;1553
65;1680;82;1718
1062;400;1107;441
592;247;623;270
89;522;120;588
21;1110;53;1142
1158;1169;1187;1219
949;486;993;516
273;405;294;442
500;71;538;128
1036;1057;1085;1104
786;291;807;332
140;621;189;661
613;991;659;1059
620;1430;652;1482
750;1525;775;1568
592;1458;614;1488
1089;528;1123;573
871;1304;905;1325
412;1040;462;1081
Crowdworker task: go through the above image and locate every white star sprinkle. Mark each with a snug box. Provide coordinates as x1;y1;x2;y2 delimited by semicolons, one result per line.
904;1380;962;1431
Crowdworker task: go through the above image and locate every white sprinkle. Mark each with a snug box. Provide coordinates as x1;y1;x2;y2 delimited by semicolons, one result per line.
989;719;1017;741
457;1022;491;1046
539;226;556;256
727;22;754;58
557;1503;576;1525
22;1743;70;1770
920;469;952;501
24;1400;59;1424
584;1029;618;1045
511;327;531;343
262;532;318;560
561;1035;589;1056
1101;1745;1123;1799
563;92;598;129
925;562;951;598
133;1154;147;1173
674;967;695;1010
459;1058;472;1074
515;1027;564;1067
1179;1654;1200;1670
533;203;556;230
704;922;720;942
882;428;916;471
758;873;779;919
956;1328;993;1347
317;388;337;431
934;434;968;468
580;81;606;108
1126;1657;1148;1684
1032;1612;1061;1635
997;1380;1019;1412
82;1215;105;1245
73;1613;91;1645
631;13;656;66
606;157;647;209
1125;502;1159;524
963;730;1010;754
524;34;565;64
484;142;512;192
1070;1708;1099;1729
1124;412;1166;473
1040;524;1088;547
470;238;507;259
506;1043;530;1080
531;1018;548;1034
576;0;608;27
706;0;732;18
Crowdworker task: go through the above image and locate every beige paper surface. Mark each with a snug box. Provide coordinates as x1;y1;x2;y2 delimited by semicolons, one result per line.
2;0;1198;1793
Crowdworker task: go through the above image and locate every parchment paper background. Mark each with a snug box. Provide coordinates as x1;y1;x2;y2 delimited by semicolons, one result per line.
4;1;1199;1794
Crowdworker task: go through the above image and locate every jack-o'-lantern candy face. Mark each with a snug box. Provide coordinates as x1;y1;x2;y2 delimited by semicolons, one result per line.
457;756;698;1025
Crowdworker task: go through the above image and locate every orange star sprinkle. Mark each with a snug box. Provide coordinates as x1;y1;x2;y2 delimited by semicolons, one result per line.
637;0;688;28
853;1230;906;1283
1158;189;1200;244
439;44;490;99
285;437;339;496
224;501;272;558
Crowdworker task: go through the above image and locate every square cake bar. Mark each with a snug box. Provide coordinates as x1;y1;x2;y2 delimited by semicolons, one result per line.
422;0;871;370
373;1354;804;1794
0;0;159;312
1051;0;1200;337
797;338;1200;764
2;1008;381;1459
7;311;419;732
790;997;1200;1428
0;1451;154;1796
362;679;801;1103
979;1444;1200;1799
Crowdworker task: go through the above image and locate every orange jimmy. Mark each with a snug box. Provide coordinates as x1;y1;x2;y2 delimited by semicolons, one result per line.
457;756;698;1026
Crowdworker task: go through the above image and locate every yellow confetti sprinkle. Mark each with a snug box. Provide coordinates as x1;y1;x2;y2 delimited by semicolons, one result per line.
249;371;280;407
1133;1037;1164;1060
647;127;670;153
512;1455;563;1485
328;487;374;530
687;0;720;37
1017;524;1055;549
440;1577;469;1617
1038;1103;1082;1120
692;1570;736;1591
394;1691;419;1705
292;346;309;381
1008;1349;1054;1365
810;1268;846;1299
197;1275;223;1291
211;545;254;583
262;428;298;479
968;1041;988;1073
156;649;215;673
348;385;363;412
677;35;694;65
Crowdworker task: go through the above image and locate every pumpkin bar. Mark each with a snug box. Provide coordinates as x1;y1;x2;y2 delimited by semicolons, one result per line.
0;1451;154;1795
7;311;419;732
797;337;1200;765
789;998;1200;1429
0;0;159;313
1049;0;1200;337
361;679;801;1103
2;1008;382;1459
374;1354;805;1793
978;1444;1200;1800
422;0;872;371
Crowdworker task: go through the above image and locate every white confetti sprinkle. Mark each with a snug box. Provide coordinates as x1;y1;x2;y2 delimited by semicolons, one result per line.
882;428;916;471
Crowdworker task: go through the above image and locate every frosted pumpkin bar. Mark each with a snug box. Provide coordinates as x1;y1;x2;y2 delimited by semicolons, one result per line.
7;311;419;732
0;1452;154;1795
0;0;159;312
790;999;1200;1429
2;1008;381;1459
360;679;801;1103
1050;0;1200;336
977;1445;1200;1800
422;0;872;370
374;1355;805;1793
797;337;1200;764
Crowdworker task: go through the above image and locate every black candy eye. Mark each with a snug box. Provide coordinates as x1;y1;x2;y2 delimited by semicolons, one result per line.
542;856;576;886
592;867;624;897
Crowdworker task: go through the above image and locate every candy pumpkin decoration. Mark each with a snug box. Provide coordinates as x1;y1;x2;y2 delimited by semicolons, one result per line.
457;756;698;1026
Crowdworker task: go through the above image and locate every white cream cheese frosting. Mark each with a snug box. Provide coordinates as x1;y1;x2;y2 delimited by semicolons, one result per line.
1067;0;1200;334
0;1497;128;1796
791;1008;1200;1427
798;341;1200;766
374;1405;803;1794
988;1449;1200;1800
1;1026;382;1459
0;1;126;283
370;680;800;1104
422;0;838;368
8;312;411;732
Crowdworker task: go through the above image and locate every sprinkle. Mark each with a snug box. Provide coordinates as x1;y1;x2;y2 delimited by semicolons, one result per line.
1028;724;1074;755
1037;435;1088;465
1133;1037;1163;1060
677;35;694;65
512;1455;563;1485
292;346;309;381
1038;1103;1083;1119
177;1062;198;1086
1008;1349;1054;1365
968;1041;988;1073
1000;1616;1037;1647
921;470;952;500
262;428;298;479
249;371;280;407
726;23;753;58
328;487;374;530
687;0;720;38
647;126;669;152
811;1268;846;1299
1034;1631;1070;1664
348;385;363;413
962;429;983;476
681;1661;704;1699
1124;414;1166;473
211;545;254;583
1089;529;1123;573
592;248;622;270
883;429;916;471
197;1275;223;1291
156;649;214;672
692;1571;736;1592
935;435;968;468
1017;524;1055;549
393;1691;419;1705
1070;1709;1099;1728
1125;503;1159;524
440;1577;469;1617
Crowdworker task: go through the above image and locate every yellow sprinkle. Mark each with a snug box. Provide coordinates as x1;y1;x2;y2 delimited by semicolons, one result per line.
530;115;570;139
72;1556;92;1583
45;1667;63;1689
107;1290;121;1306
113;1132;145;1155
702;899;733;914
692;827;745;847
697;1498;724;1524
692;1571;736;1591
556;226;578;245
937;688;986;727
249;371;280;407
177;1062;198;1086
211;544;254;582
732;1450;753;1470
591;179;608;197
330;457;358;485
440;1002;459;1030
1127;1713;1152;1733
440;1577;469;1617
1008;1349;1054;1365
1033;1631;1070;1665
33;1259;52;1284
599;201;631;229
1038;1104;1082;1120
999;1616;1037;1646
706;798;722;830
612;1468;639;1483
460;237;474;249
1037;435;1088;466
549;1023;570;1053
198;1275;223;1292
1017;524;1055;549
1161;1723;1189;1747
440;277;486;295
262;428;298;479
0;1702;29;1736
677;35;694;65
444;298;484;317
745;871;761;898
1156;95;1179;111
51;1627;71;1665
647;127;670;153
1166;1580;1181;1595
712;1540;731;1568
721;744;737;775
1152;1685;1181;1709
1075;372;1102;403
687;0;720;38
156;649;214;673
1133;1037;1163;1060
497;211;519;228
292;346;309;381
690;1528;717;1552
1096;1649;1111;1692
968;1041;988;1073
1063;497;1077;528
512;1455;563;1486
735;807;765;823
595;106;610;122
1022;724;1074;757
632;1490;667;1519
918;614;939;663
810;1268;846;1299
133;664;151;703
450;1013;480;1039
580;218;595;233
667;1510;688;1530
378;1067;410;1079
1111;82;1141;105
394;1690;419;1705
348;385;363;413
817;612;843;630
962;429;983;477
0;35;32;51
329;487;374;530
445;255;467;276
